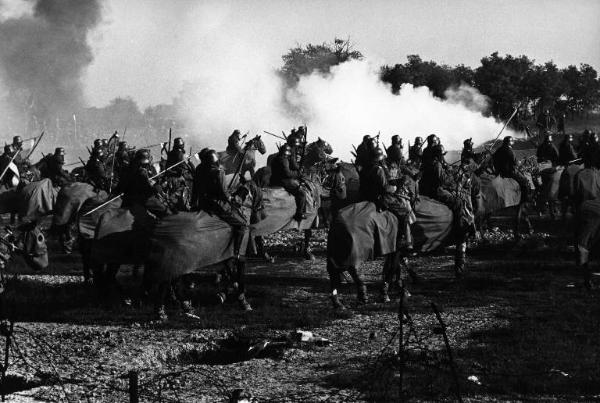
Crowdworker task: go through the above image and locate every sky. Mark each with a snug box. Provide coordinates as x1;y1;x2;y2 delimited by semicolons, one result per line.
83;0;600;108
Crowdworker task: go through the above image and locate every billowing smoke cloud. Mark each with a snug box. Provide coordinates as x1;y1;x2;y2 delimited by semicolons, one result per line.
178;58;512;164
0;0;102;133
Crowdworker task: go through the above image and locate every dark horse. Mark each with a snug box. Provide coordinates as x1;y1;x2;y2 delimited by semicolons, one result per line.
253;137;334;261
218;135;267;179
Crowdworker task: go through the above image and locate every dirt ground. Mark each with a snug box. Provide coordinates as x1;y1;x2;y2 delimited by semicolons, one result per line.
1;215;599;402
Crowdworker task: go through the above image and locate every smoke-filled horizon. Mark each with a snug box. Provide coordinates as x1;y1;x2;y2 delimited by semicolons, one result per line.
1;0;597;163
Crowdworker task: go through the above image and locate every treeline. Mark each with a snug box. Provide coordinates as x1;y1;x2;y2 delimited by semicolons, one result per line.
380;52;600;120
279;38;600;121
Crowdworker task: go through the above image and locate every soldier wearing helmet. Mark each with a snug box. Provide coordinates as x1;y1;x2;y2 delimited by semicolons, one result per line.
227;130;242;155
359;147;414;261
460;138;482;166
492;136;530;201
34;147;70;186
270;144;307;221
408;136;424;165
536;134;559;165
421;134;440;167
558;134;577;166
192;149;249;264
85;146;109;191
386;135;405;166
355;135;376;170
120;149;169;218
286;132;303;170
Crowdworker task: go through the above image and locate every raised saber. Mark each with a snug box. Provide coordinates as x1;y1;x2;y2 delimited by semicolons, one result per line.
263;130;286;141
0;148;22;183
109;127;126;193
82;152;200;216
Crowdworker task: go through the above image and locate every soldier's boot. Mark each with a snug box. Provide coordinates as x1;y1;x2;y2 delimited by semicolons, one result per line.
237;293;252;311
357;284;368;304
381;282;391;303
232;227;246;263
454;242;467;278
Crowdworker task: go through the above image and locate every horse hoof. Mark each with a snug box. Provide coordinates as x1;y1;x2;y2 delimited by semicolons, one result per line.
381;294;391;303
238;294;252;311
216;292;227;305
263;254;275;263
304;252;315;261
331;295;345;310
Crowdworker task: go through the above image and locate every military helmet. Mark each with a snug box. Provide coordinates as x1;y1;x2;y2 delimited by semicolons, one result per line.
426;134;439;146
414;136;423;145
201;149;219;166
287;134;301;148
101;139;108;146
362;135;372;143
228;130;241;147
463;138;473;147
279;144;293;157
54;147;65;156
118;141;127;150
503;136;513;145
371;147;385;163
391;135;402;145
12;136;23;147
544;134;553;142
583;129;591;136
92;147;104;158
173;137;185;149
134;149;151;165
93;139;102;148
434;144;447;159
4;145;12;154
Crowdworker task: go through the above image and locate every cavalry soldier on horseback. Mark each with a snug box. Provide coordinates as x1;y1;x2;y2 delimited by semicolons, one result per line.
121;149;169;219
386;135;405;166
581;131;600;168
163;137;193;211
408;136;424;165
35;147;71;187
10;136;29;173
558;134;577;166
85;146;110;192
421;134;440;167
192;149;248;261
355;135;376;170
493;136;530;201
536;134;559;165
286;132;303;170
461;138;480;166
227;130;242;155
270;144;307;221
359;147;414;290
166;137;193;179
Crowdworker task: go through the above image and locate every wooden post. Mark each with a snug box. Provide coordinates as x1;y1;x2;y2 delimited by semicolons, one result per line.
128;370;139;403
431;303;462;403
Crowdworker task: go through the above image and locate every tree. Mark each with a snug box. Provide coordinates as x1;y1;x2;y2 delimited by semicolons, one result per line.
279;38;363;86
474;52;534;118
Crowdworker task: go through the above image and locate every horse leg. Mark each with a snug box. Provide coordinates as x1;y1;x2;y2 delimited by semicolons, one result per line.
254;236;274;263
327;259;344;309
577;246;593;289
153;282;170;321
348;266;367;304
454;238;467;278
234;258;252;311
381;254;395;303
172;275;196;316
302;229;315;261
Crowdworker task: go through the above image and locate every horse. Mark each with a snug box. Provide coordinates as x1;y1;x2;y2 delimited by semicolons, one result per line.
326;169;479;308
251;137;334;261
76;183;260;320
218;135;266;179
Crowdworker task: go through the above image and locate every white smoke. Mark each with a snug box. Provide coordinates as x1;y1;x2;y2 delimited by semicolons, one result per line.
178;59;512;166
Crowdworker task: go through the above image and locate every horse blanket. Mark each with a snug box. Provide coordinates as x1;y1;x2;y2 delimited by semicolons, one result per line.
146;211;251;283
17;179;59;221
327;197;453;269
251;180;321;235
479;174;522;212
538;164;564;203
53;182;106;227
576;199;600;258
558;164;584;200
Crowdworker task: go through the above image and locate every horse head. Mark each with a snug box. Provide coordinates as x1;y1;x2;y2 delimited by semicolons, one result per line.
248;135;267;155
316;137;333;155
0;223;49;273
